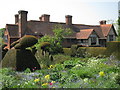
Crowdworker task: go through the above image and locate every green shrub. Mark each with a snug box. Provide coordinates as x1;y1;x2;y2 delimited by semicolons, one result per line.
19;35;38;49
86;47;107;57
40;42;50;51
2;49;41;71
35;48;53;69
63;48;72;56
106;41;120;59
106;41;120;53
71;45;78;57
53;54;71;64
115;74;120;85
77;47;87;57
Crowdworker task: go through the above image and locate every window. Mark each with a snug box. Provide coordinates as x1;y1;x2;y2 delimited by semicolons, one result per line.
109;35;113;41
91;37;96;45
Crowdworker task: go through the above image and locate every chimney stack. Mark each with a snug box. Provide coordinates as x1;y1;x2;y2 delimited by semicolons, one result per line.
15;14;19;24
39;14;50;22
65;15;72;25
18;10;28;37
99;20;106;25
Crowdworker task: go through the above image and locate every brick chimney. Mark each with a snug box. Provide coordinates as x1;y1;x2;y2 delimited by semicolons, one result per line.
39;14;50;22
15;14;19;24
65;15;72;25
99;20;106;25
18;10;28;37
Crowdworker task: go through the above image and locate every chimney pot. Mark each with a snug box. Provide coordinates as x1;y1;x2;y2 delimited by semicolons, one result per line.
18;10;28;37
99;20;106;25
65;15;72;25
40;14;50;22
15;14;19;24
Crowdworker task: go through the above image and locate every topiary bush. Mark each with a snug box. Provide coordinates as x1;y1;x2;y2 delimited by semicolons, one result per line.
2;49;41;71
40;42;50;52
19;35;38;49
10;40;19;48
0;44;8;59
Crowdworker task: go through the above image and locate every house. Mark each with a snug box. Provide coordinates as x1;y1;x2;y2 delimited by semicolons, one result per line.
4;10;117;49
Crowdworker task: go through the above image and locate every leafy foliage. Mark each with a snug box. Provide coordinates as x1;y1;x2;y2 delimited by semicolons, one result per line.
117;17;120;41
1;56;119;88
36;25;73;54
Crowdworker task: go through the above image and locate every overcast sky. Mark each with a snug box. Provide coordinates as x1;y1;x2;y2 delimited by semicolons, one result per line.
0;0;119;28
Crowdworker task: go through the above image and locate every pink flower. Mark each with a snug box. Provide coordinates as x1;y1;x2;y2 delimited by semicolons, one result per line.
34;67;36;69
49;82;53;85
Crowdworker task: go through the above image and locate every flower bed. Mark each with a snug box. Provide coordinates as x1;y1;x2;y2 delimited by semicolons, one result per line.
0;57;119;88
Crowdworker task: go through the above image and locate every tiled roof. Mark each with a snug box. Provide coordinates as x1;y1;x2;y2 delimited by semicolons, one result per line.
6;24;19;38
76;29;94;39
5;21;115;40
73;24;106;39
100;24;112;36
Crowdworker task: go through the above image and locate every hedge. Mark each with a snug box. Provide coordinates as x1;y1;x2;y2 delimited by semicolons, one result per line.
63;48;72;56
85;47;107;57
106;41;120;54
63;47;107;57
106;41;120;60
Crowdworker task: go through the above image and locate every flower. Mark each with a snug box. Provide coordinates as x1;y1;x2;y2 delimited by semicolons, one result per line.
51;81;56;83
49;82;53;85
48;65;55;69
45;75;50;80
83;78;88;83
99;71;105;77
42;83;49;86
34;78;40;82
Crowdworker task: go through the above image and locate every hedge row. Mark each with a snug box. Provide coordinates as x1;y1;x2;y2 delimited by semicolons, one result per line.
63;47;106;57
106;41;120;60
63;41;120;59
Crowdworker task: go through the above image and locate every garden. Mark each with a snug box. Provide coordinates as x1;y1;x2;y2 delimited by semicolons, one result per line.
0;26;120;89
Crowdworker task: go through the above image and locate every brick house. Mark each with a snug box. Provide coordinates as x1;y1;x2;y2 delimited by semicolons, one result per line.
4;10;117;49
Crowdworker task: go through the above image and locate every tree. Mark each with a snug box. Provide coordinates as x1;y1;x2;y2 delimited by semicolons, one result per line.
36;25;73;54
117;17;120;41
0;28;5;46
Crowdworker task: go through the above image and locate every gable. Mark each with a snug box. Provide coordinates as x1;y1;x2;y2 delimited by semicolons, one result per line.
108;25;117;36
5;24;19;38
76;29;94;39
100;24;112;37
89;30;99;38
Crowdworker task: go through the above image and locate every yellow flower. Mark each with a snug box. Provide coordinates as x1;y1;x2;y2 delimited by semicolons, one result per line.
99;71;105;77
51;81;56;83
45;75;50;80
34;78;40;82
50;65;54;68
42;83;49;86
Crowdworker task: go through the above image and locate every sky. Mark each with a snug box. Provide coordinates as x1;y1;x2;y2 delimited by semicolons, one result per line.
0;0;119;28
